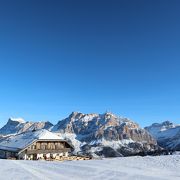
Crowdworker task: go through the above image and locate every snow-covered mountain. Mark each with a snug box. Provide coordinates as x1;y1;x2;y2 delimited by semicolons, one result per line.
0;118;53;135
0;113;161;157
52;112;158;157
145;121;180;151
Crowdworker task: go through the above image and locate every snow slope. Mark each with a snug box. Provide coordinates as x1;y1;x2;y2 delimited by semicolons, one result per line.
0;155;179;180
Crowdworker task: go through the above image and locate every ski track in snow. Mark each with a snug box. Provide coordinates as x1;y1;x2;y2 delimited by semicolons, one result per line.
0;155;180;180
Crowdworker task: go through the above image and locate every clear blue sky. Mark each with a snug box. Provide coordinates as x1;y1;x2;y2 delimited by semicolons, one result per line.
0;0;180;127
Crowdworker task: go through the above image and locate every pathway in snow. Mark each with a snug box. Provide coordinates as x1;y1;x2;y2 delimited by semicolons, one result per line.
0;155;180;180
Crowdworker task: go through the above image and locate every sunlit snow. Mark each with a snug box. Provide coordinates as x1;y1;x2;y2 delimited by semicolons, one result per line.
0;155;179;180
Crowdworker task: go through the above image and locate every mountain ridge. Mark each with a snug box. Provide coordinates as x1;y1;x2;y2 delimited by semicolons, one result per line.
1;112;179;157
145;121;180;151
51;112;158;157
0;117;53;135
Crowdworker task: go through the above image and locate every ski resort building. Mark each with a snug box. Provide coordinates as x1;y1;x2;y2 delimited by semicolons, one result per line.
0;129;74;160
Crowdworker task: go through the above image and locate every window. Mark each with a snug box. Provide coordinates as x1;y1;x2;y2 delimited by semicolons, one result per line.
31;145;36;150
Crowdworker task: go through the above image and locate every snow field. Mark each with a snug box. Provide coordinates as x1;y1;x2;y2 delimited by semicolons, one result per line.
0;155;180;180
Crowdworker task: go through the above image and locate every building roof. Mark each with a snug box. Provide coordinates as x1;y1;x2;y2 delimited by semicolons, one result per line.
0;129;72;152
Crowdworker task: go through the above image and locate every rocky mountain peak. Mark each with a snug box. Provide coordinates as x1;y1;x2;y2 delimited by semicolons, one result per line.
161;121;174;127
69;112;84;120
0;118;53;136
145;121;175;134
51;112;158;156
8;118;25;124
145;121;180;151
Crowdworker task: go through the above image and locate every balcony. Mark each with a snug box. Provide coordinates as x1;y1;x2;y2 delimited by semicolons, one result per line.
26;148;71;155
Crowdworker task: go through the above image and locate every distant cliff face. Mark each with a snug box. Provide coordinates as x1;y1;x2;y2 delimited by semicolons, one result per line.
52;112;158;157
0;118;53;135
145;121;180;151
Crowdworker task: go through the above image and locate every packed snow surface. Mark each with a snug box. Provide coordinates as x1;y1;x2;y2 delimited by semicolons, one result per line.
0;155;180;180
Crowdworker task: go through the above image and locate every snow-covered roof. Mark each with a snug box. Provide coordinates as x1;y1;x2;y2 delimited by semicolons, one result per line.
0;129;65;152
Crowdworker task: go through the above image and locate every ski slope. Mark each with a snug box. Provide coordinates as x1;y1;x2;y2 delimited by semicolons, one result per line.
0;155;180;180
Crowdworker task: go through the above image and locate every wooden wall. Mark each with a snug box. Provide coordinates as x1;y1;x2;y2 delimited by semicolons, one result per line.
28;141;68;150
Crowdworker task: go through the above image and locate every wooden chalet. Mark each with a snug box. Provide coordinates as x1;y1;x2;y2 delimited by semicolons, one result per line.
0;129;74;160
